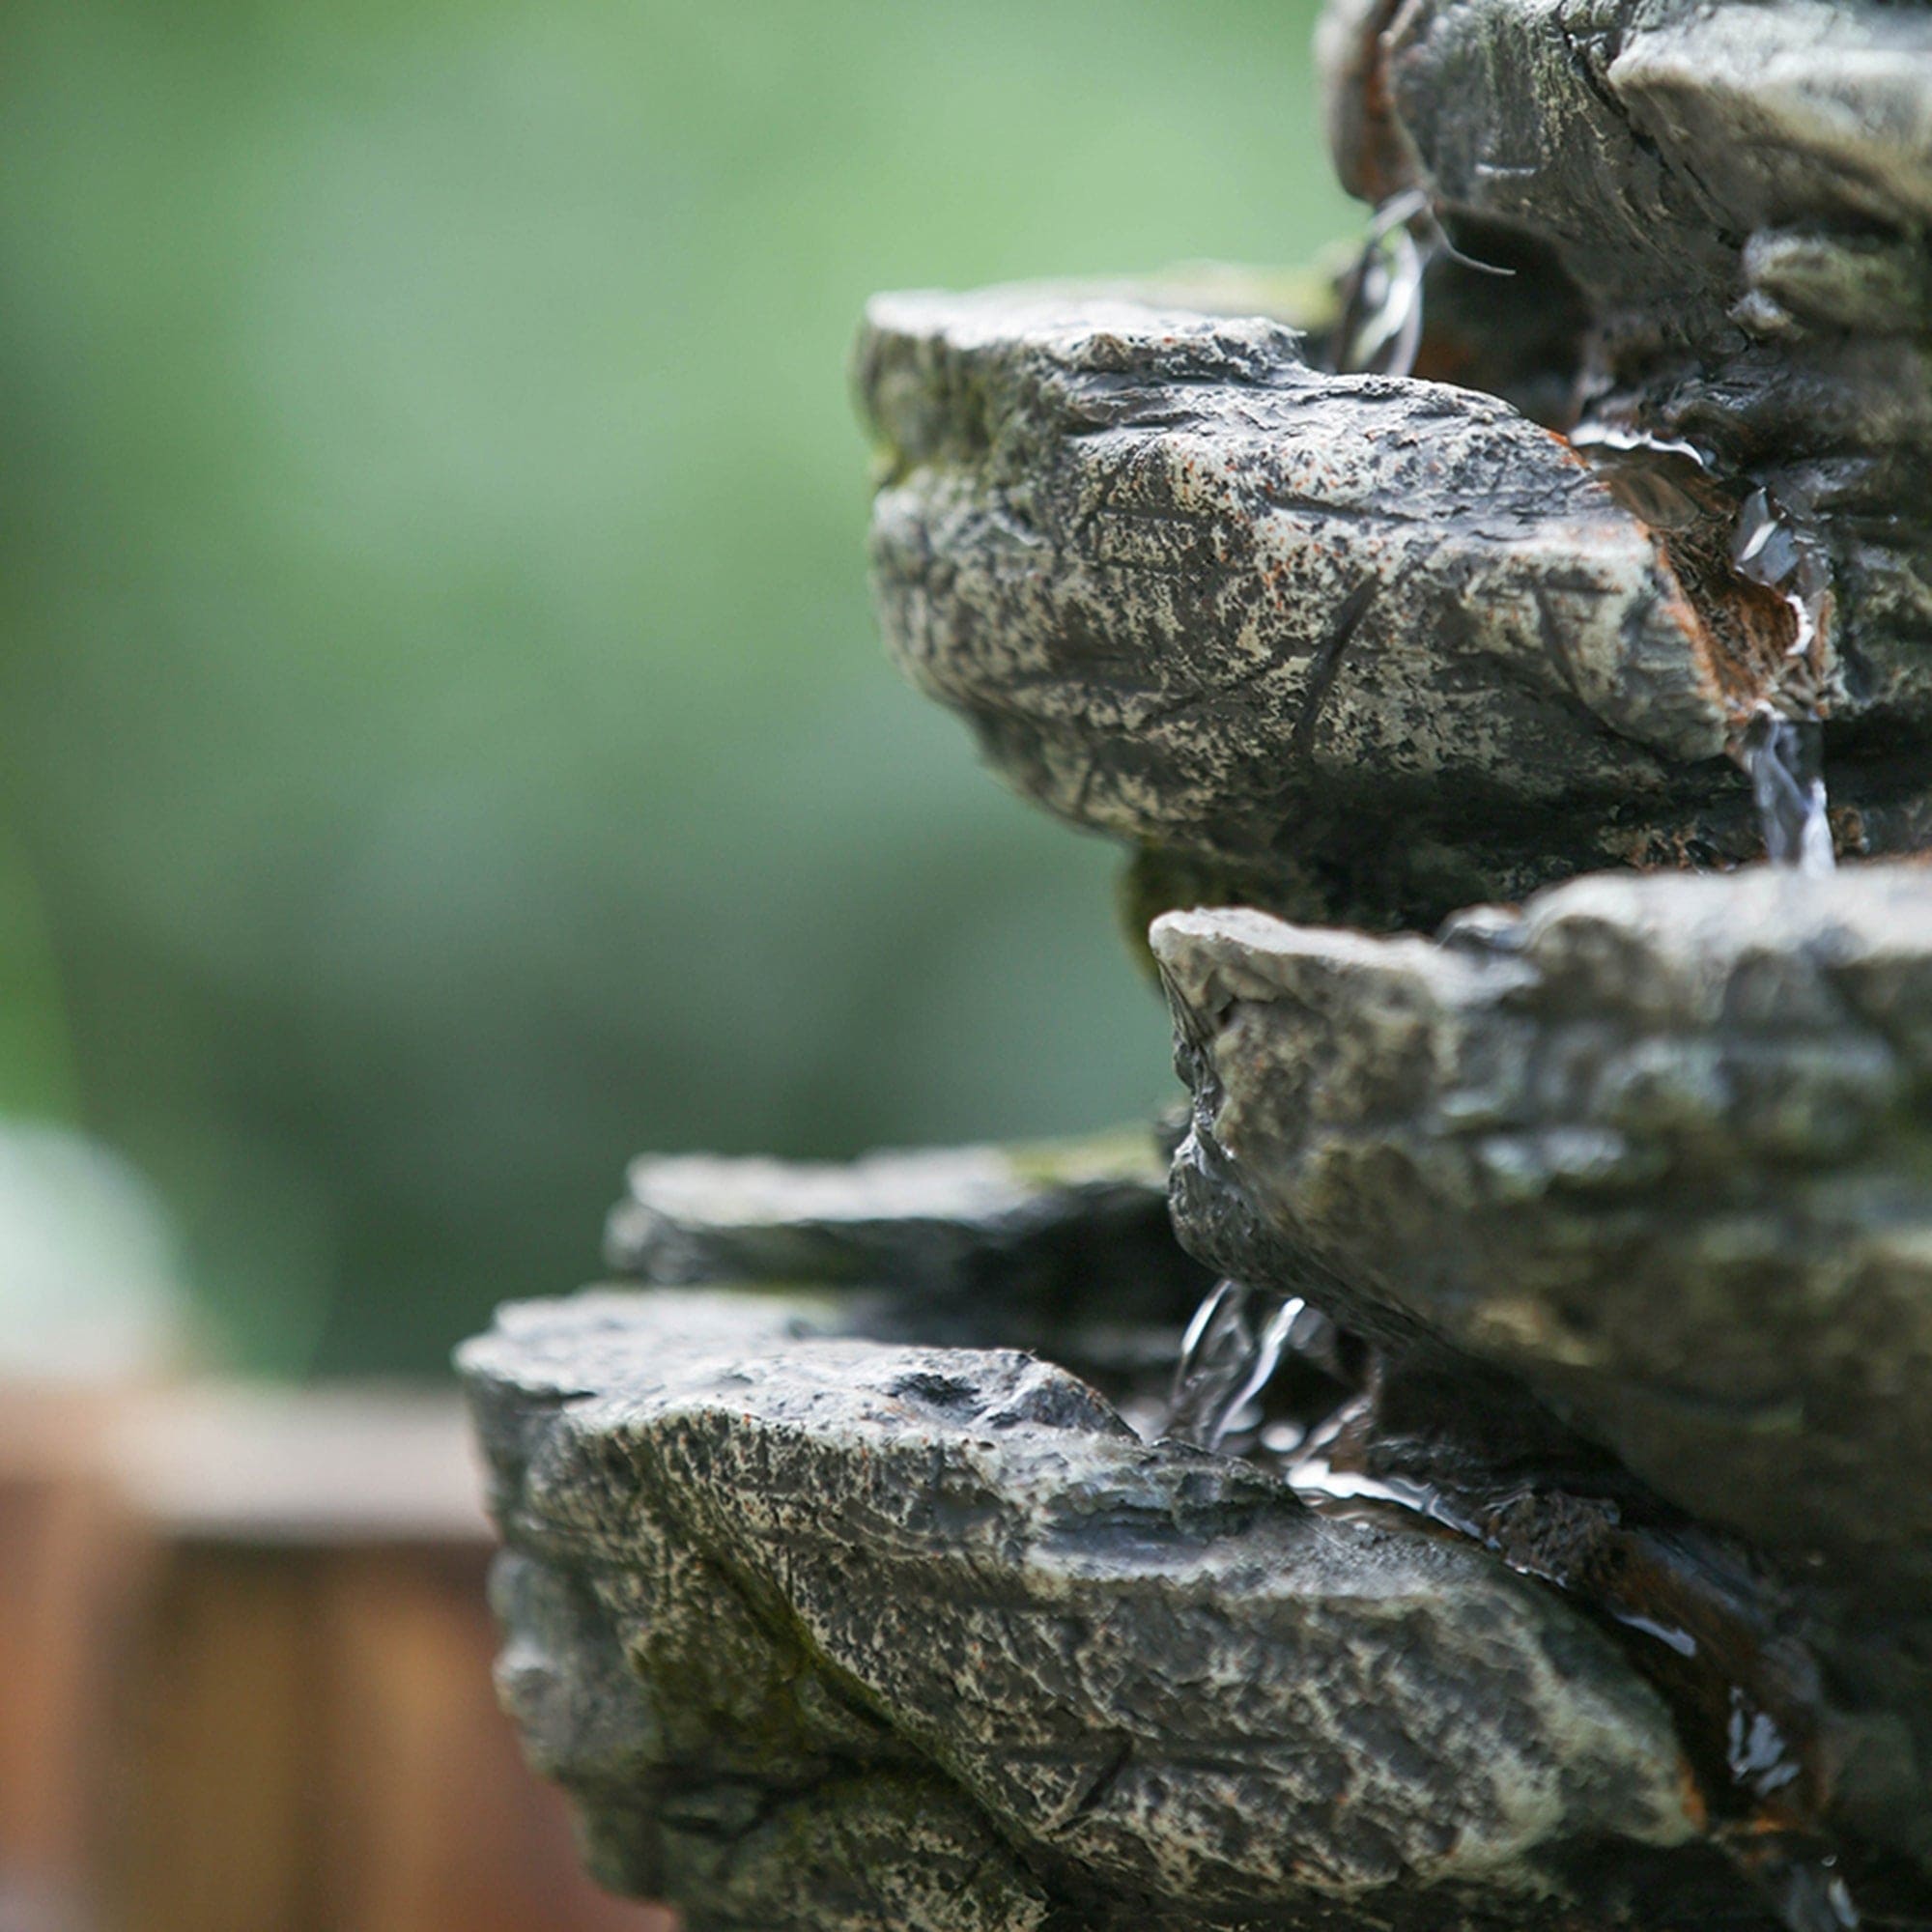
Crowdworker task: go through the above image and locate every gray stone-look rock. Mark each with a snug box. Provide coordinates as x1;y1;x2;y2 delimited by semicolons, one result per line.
464;1291;1733;1932
858;284;1932;932
604;1132;1208;1376
863;0;1932;933
1154;862;1932;1570
1153;861;1932;1860
861;287;1730;929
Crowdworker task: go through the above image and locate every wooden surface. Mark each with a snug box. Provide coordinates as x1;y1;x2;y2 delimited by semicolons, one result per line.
0;1393;130;1932
0;1383;675;1932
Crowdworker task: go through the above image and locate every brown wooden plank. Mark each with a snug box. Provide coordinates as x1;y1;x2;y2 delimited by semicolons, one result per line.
0;1390;137;1931
315;1547;665;1932
99;1547;320;1932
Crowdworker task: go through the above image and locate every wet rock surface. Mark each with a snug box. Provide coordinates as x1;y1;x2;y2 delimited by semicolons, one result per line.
1153;864;1932;1567
463;1291;1762;1932
1154;862;1932;1870
1327;0;1932;847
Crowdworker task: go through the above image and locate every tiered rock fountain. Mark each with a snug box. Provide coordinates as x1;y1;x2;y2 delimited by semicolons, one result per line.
461;4;1932;1927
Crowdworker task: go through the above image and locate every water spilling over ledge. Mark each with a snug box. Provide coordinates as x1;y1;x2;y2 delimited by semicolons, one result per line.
463;0;1932;1925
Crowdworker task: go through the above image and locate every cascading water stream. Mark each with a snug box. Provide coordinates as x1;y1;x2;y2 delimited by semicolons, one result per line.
1569;425;1839;874
1732;484;1837;877
1745;709;1834;877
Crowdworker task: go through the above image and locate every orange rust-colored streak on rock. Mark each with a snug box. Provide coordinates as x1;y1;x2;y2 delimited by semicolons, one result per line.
1547;426;1795;736
1678;1759;1712;1835
1654;531;1798;728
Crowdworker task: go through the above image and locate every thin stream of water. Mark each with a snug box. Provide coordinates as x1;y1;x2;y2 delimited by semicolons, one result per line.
1166;1278;1253;1447
1745;709;1835;876
1345;210;1842;870
1731;482;1836;876
1569;424;1838;872
1332;190;1430;378
1166;1280;1333;1451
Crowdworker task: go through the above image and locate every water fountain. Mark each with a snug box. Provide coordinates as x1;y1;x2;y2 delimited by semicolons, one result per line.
461;4;1932;1926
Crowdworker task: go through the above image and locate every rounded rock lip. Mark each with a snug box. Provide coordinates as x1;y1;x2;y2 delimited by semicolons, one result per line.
856;279;1932;930
1150;859;1932;1619
462;1287;1711;1932
860;280;1739;771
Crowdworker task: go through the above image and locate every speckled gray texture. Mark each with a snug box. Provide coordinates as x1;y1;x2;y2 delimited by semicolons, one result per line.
463;1290;1730;1932
859;285;1767;929
1154;862;1932;1860
1155;863;1932;1569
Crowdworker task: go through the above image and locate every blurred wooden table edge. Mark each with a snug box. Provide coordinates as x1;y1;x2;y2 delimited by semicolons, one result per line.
0;1378;674;1932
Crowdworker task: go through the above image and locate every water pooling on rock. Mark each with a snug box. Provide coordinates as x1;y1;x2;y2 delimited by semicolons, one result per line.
1171;1335;1868;1930
1157;1246;1874;1926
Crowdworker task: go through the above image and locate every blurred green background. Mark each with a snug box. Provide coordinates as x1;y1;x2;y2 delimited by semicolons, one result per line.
0;0;1354;1377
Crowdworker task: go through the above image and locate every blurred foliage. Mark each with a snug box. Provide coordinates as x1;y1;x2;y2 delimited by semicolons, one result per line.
0;0;1355;1376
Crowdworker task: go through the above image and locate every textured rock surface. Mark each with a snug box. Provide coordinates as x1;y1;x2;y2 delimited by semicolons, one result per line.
604;1131;1209;1379
859;285;1932;930
461;1291;1761;1932
1153;862;1932;1568
1323;0;1932;810
1153;861;1932;1858
861;287;1732;928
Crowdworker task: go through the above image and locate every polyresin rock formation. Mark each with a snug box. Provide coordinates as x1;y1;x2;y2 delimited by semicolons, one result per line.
861;289;1761;929
467;1293;1720;1932
600;1133;1211;1409
1154;863;1932;1871
857;1;1932;929
1155;866;1932;1577
465;2;1932;1928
